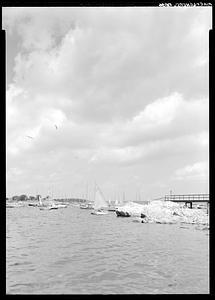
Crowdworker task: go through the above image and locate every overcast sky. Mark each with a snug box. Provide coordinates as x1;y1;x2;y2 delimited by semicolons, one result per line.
3;7;211;200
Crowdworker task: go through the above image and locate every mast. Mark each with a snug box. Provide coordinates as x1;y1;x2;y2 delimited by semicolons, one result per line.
123;191;125;203
86;182;88;201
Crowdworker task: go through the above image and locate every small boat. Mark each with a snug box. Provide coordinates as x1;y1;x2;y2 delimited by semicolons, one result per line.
28;203;39;207
49;206;59;210
54;204;67;208
80;203;94;209
108;208;116;212
91;209;108;215
38;195;67;210
39;205;59;210
91;184;109;215
39;203;67;210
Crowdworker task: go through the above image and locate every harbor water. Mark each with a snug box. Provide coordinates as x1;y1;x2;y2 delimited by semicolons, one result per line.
6;205;209;294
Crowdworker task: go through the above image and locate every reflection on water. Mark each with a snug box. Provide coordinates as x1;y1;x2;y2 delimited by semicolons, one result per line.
6;206;209;294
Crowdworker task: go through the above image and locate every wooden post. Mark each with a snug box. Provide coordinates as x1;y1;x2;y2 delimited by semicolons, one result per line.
190;202;192;209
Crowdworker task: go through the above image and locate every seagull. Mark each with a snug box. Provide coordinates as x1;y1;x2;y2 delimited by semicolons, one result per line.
26;135;34;139
54;125;58;130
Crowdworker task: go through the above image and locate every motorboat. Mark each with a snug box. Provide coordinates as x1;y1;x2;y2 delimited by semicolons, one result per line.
39;205;59;210
91;209;108;215
28;203;39;207
80;203;93;209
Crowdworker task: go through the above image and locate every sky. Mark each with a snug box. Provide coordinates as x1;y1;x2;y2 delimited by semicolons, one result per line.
3;6;211;201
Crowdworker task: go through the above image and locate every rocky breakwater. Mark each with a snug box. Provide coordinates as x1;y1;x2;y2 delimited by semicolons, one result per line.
115;201;209;228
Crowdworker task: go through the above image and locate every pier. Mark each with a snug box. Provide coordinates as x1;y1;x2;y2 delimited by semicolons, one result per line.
154;194;209;211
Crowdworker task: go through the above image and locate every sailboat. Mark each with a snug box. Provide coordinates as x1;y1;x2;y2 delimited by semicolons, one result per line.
39;196;58;210
91;185;109;215
38;195;67;210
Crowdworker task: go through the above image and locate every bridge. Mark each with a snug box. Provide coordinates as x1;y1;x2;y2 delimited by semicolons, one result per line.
153;193;209;210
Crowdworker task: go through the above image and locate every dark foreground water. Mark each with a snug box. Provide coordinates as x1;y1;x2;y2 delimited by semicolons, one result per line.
6;205;209;294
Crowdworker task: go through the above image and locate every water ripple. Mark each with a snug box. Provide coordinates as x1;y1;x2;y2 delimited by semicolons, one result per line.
6;206;209;294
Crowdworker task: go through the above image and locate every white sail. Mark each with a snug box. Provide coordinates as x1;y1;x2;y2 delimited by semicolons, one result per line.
115;199;119;205
39;195;43;206
93;188;108;210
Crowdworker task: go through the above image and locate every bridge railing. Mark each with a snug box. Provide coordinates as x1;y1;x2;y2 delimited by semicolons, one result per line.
164;194;209;202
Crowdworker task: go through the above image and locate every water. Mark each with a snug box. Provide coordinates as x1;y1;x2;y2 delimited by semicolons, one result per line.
6;205;209;294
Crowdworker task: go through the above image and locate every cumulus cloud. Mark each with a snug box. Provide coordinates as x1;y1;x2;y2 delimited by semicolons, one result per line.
3;7;211;197
89;132;208;166
3;7;212;120
174;161;209;180
100;92;208;148
6;89;208;163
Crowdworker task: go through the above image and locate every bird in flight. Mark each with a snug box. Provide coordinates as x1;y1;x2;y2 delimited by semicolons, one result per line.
26;135;34;139
55;125;58;130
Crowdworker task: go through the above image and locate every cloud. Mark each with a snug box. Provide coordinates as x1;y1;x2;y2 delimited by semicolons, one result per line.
6;88;208;162
97;92;208;149
3;7;212;121
90;132;208;166
174;161;209;180
3;7;211;197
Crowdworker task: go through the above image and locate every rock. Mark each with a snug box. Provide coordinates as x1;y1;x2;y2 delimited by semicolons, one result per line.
141;213;147;218
115;201;209;226
115;210;131;217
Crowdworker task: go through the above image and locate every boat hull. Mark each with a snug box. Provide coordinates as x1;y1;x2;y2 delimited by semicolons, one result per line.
91;211;108;215
80;205;93;209
6;204;23;208
55;204;67;208
39;206;59;210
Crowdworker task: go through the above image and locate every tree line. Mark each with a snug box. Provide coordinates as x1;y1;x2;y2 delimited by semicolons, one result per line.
6;195;87;203
7;195;41;201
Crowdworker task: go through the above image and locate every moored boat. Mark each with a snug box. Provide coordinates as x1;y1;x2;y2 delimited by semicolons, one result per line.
108;208;116;212
6;202;24;208
39;205;59;210
38;195;67;210
90;184;109;215
91;210;108;215
54;203;67;208
80;202;94;209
